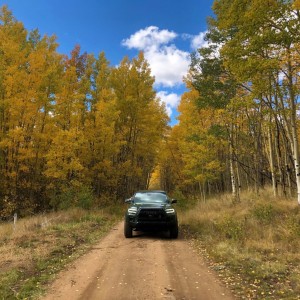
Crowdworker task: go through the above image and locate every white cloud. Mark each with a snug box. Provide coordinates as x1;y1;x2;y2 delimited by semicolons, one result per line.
122;27;210;88
157;91;180;117
146;45;190;87
122;27;208;123
122;26;177;50
190;31;208;50
122;26;190;88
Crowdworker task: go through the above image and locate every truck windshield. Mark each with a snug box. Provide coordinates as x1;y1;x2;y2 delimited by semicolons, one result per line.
133;192;168;203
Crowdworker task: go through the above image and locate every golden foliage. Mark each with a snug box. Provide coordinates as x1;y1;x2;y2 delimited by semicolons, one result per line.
0;7;168;214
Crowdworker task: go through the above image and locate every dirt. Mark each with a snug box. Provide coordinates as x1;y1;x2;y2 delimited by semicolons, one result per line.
41;222;235;300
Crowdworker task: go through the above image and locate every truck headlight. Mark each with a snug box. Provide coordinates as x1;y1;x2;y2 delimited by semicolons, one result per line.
128;207;137;215
165;208;175;214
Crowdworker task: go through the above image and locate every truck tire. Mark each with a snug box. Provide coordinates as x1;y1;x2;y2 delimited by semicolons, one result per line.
124;220;133;238
170;223;178;239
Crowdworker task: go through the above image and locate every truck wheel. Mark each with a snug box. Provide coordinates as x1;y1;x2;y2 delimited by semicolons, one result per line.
170;224;178;239
124;221;132;238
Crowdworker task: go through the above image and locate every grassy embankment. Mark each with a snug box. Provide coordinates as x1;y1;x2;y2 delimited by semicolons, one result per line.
0;205;124;299
179;189;300;300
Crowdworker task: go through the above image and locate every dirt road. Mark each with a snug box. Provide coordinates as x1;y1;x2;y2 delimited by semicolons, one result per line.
42;222;234;300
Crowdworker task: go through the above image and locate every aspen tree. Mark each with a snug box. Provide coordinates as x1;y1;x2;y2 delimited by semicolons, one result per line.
111;52;168;198
213;0;300;203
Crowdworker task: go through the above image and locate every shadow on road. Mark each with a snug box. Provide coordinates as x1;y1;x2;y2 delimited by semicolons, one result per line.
131;230;182;240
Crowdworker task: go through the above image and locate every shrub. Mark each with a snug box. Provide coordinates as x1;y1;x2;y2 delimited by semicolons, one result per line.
251;203;275;224
76;186;93;210
217;216;245;241
172;189;198;211
287;216;300;237
50;185;94;210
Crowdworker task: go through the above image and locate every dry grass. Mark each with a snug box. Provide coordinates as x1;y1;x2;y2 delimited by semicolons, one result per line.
180;188;300;299
0;207;122;299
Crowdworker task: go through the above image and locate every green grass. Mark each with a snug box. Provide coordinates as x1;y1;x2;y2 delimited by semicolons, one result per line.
0;205;123;299
179;188;300;299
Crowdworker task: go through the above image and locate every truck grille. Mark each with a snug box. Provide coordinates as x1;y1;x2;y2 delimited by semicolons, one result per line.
137;208;166;222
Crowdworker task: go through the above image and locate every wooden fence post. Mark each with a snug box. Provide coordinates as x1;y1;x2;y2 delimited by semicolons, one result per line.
13;213;17;230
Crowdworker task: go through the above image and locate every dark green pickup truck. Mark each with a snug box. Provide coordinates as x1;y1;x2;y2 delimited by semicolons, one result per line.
124;190;178;239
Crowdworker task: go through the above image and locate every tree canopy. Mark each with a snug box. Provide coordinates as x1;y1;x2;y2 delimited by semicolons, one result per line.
159;0;300;204
0;6;168;216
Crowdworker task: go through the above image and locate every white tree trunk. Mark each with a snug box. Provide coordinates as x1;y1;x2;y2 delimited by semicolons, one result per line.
287;53;300;205
230;153;236;197
268;123;277;197
291;112;300;205
229;124;238;201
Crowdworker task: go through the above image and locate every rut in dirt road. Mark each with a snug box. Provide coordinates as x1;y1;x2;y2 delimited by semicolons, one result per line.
42;222;235;300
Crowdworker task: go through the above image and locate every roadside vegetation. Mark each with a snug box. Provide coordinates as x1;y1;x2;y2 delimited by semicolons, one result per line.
0;205;123;299
179;189;300;300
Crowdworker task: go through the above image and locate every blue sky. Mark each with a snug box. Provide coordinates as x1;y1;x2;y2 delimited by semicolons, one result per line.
1;0;214;125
